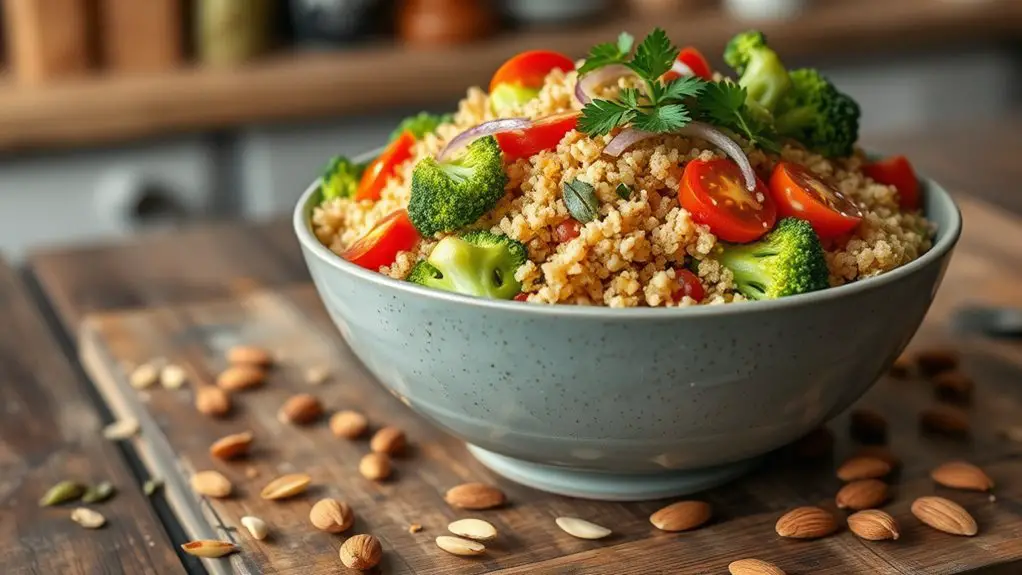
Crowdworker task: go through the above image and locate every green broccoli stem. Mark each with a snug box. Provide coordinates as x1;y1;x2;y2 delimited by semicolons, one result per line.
774;106;815;134
718;246;776;300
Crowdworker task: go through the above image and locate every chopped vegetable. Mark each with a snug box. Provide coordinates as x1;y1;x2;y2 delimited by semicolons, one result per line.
562;178;600;223
390;112;453;142
715;217;829;300
696;81;780;152
320;156;367;201
555;218;582;242
664;46;714;81
774;69;861;158
490;84;540;115
769;161;863;239
722;30;791;115
490;50;575;115
679;158;777;243
341;209;421;270
494;112;578;161
408;136;507;236
672;268;705;302
616;183;632;200
438;118;532;163
355;130;416;202
407;231;527;299
862;155;920;210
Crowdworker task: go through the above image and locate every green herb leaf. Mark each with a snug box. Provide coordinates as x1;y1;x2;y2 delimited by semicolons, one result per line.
627;28;677;83
579;34;634;75
39;481;84;507
697;81;781;152
617;32;634;55
662;76;708;101
578;99;635;137
632;104;691;133
616;183;632;200
82;481;116;504
563;178;600;223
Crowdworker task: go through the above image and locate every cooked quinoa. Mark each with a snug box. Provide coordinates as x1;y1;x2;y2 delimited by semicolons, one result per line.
312;67;933;308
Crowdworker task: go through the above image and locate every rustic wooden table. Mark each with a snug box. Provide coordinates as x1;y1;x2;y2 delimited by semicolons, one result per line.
3;118;1022;574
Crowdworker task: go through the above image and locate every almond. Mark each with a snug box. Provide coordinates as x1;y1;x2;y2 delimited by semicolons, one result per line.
728;558;786;575
278;393;323;425
181;540;239;558
790;427;833;460
102;418;140;441
888;353;913;379
70;507;106;529
435;535;485;556
920;405;970;437
835;479;888;510
209;431;253;460
370;426;406;455
447;518;497;541
649;500;712;532
775;506;838;539
911;496;977;536
932;370;974;404
129;362;159;389
240;515;268;540
329;410;368;439
836;456;891;481
854;445;900;468
408;523;423;533
555;517;612;540
359;452;392;481
849;408;887;445
190;470;232;498
340;534;382;569
159;364;188;389
195;386;231;417
915;348;959;376
309;498;354;533
217;365;265;391
444;483;506;510
227;345;273;367
930;461;994;492
260;473;311;500
847;509;900;541
304;366;330;385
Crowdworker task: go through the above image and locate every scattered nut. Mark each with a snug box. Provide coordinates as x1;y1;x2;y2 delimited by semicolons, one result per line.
245;466;260;479
408;523;423;534
143;478;163;496
370;426;406;455
309;498;354;533
359;452;392;481
241;515;269;540
836;456;892;481
190;470;233;499
278;393;323;425
447;518;497;541
340;534;382;569
915;348;959;376
435;535;486;557
217;365;266;392
181;540;239;558
330;410;369;439
930;461;994;492
649;500;712;532
849;408;887;445
555;516;612;540
102;418;140;441
260;473;311;500
305;366;330;385
39;481;84;507
209;431;254;460
789;426;833;460
847;509;900;541
729;558;786;575
888;354;913;379
227;345;274;367
775;506;838;539
444;483;506;510
70;507;106;529
835;479;889;510
129;363;159;389
854;446;901;469
159;364;188;389
911;496;977;536
195;386;231;417
932;370;974;404
920;405;970;437
81;481;116;504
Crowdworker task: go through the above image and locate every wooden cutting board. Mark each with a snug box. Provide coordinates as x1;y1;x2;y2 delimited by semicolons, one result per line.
72;197;1022;574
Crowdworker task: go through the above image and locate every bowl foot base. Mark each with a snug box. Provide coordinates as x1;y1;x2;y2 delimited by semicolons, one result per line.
467;444;761;501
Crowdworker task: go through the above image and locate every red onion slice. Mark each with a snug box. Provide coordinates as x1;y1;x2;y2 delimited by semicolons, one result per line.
670;60;694;78
603;122;757;191
574;64;635;106
437;118;532;162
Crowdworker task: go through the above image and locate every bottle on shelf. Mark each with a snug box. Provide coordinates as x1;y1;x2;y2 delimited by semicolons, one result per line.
397;0;497;46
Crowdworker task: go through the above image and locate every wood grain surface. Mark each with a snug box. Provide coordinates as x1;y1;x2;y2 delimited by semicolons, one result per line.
0;261;184;574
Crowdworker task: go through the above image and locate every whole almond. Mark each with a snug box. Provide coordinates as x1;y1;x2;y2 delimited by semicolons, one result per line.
129;362;159;389
920;405;970;437
190;470;232;498
911;496;977;536
217;365;265;392
790;427;833;460
854;446;901;468
435;535;486;556
278;393;323;425
370;426;406;455
209;431;254;460
932;370;974;404
260;473;311;500
775;506;838;539
330;410;369;439
181;540;239;558
309;498;354;533
836;456;892;481
836;479;889;510
849;408;887;445
649;500;712;532
241;515;268;540
915;348;959;376
448;518;497;541
195;386;231;417
444;483;506;510
159;364;188;389
227;345;273;367
70;507;106;529
359;452;392;481
930;461;994;492
340;534;382;569
729;558;786;575
555;516;612;540
847;509;900;541
888;353;913;379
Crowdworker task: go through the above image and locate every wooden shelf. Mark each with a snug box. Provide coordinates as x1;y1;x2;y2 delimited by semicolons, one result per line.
0;0;1019;153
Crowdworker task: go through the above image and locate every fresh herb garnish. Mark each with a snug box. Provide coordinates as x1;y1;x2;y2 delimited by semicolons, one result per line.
563;178;600;223
577;32;634;75
697;81;781;152
615;183;632;200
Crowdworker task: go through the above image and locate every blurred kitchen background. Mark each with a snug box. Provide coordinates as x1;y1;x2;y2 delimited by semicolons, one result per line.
0;0;1018;260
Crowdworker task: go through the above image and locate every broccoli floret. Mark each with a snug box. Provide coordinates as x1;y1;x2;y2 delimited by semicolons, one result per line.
723;30;791;114
408;136;508;236
716;218;829;300
319;156;367;201
407;230;527;299
774;68;861;158
389;112;453;142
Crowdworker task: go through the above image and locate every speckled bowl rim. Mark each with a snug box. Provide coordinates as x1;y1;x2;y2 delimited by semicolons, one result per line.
294;152;962;319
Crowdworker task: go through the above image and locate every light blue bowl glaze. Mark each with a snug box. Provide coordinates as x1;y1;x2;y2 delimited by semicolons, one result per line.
294;167;961;500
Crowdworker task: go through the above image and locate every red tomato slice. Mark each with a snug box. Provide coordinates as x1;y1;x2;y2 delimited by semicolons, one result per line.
490;50;575;92
354;130;416;202
769;161;863;239
554;217;582;242
672;268;705;302
862;155;920;210
663;47;714;81
340;209;420;270
495;113;578;161
679;158;777;243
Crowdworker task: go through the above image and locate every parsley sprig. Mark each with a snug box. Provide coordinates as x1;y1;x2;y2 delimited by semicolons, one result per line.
695;81;781;152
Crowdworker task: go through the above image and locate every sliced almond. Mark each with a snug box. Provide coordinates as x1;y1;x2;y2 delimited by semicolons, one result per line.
330;410;369;439
849;408;887;445
775;506;838;539
209;431;254;460
447;518;497;541
370;426;406;455
555;516;611;540
359;452;392;481
911;496;977;536
915;347;959;376
932;370;974;404
847;509;900;541
70;507;106;529
435;535;486;556
190;470;232;498
920;405;970;437
217;365;266;392
181;540;239;558
729;558;786;575
195;386;231;417
278;393;323;425
444;483;506;510
129;363;159;389
835;479;888;510
227;345;274;367
102;418;140;441
340;534;382;569
260;473;311;500
309;498;354;533
159;364;188;389
930;461;994;492
836;456;892;481
240;515;268;540
649;500;712;532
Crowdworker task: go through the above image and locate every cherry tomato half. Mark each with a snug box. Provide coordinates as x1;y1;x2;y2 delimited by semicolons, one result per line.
672;268;705;303
340;209;420;270
489;50;575;92
354;130;416;202
679;158;777;244
495;113;578;161
554;218;582;243
663;47;714;82
769;161;863;239
862;155;920;210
